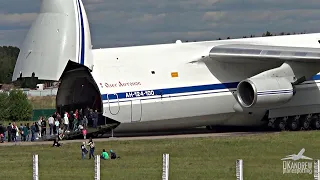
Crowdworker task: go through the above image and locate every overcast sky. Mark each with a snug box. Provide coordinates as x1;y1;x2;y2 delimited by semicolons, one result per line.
1;0;320;48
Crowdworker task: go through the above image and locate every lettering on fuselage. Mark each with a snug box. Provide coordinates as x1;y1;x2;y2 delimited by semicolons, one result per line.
126;90;155;98
105;83;117;88
103;81;141;88
119;81;141;87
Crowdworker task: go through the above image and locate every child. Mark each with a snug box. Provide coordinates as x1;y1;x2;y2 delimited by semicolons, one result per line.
81;142;88;159
82;128;87;140
58;127;64;140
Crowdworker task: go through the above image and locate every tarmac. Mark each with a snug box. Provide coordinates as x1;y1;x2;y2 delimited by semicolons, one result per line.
0;127;279;146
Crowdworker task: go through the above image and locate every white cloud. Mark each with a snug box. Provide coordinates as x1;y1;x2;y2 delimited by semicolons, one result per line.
1;0;320;48
0;13;37;26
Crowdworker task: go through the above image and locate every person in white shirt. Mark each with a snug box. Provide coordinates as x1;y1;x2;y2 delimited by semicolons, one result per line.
64;112;69;132
48;115;54;135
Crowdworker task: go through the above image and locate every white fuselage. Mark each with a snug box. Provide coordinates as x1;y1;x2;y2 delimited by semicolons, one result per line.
12;0;320;131
90;34;320;132
12;0;320;133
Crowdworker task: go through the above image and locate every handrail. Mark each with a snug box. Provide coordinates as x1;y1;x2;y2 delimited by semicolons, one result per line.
107;93;120;115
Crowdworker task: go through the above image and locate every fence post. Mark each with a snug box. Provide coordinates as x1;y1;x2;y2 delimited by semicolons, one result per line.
162;154;169;180
33;154;39;180
314;159;319;180
236;159;243;180
95;155;100;180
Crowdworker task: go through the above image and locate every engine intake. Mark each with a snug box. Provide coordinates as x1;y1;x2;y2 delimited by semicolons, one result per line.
237;77;294;108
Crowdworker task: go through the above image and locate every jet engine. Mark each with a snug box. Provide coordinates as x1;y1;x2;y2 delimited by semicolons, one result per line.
236;77;294;108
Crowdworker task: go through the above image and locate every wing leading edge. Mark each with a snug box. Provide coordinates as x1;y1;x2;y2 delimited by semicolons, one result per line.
205;44;320;63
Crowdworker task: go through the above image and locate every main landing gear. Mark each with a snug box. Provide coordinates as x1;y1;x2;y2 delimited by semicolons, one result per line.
267;114;320;131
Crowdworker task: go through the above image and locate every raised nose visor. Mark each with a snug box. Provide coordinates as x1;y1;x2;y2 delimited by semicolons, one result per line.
12;0;93;82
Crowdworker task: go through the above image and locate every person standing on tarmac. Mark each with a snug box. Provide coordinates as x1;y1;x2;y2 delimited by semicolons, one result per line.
92;110;98;128
64;112;69;132
83;116;88;129
48;115;54;135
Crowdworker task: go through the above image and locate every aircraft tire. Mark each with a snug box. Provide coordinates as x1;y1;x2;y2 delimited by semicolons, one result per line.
288;118;299;131
277;120;286;131
301;118;310;130
311;115;320;130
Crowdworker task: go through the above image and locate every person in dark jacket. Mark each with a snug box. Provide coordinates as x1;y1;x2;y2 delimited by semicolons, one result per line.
87;138;95;159
41;118;47;136
92;110;98;128
52;138;61;147
69;111;74;130
110;149;120;159
7;123;12;142
31;123;36;141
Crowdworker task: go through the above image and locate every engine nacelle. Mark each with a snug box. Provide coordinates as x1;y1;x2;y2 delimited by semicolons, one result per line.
237;77;294;108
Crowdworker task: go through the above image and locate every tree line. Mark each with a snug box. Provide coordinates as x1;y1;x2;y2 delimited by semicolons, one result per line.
0;46;19;84
0;89;33;122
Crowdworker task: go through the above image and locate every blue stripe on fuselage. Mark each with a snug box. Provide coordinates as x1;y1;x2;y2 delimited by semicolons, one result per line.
77;0;85;65
101;73;320;101
101;82;238;101
75;1;80;64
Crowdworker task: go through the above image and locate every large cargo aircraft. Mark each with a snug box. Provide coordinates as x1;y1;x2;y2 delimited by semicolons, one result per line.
12;0;320;133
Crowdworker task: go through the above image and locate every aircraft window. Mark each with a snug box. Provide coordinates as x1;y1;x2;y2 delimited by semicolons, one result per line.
318;40;320;44
266;51;281;55
151;71;155;74
294;52;307;56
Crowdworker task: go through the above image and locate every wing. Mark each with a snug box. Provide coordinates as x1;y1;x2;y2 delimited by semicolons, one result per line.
204;44;320;63
281;157;293;160
281;155;294;160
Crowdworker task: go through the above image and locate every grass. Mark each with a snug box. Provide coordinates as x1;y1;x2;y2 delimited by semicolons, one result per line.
1;131;320;180
28;95;56;109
